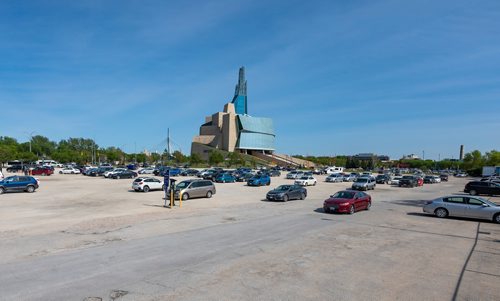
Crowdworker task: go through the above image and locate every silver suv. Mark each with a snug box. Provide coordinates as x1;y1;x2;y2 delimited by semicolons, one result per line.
352;177;376;191
174;179;216;200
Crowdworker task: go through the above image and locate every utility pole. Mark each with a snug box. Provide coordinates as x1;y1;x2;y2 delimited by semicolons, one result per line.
167;128;171;161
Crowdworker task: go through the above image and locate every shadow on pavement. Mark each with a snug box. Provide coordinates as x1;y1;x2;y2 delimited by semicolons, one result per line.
389;199;428;207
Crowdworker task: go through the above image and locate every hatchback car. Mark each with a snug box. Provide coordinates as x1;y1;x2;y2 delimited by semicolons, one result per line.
423;195;500;223
132;177;164;192
0;176;39;194
247;174;271;186
323;190;371;214
215;173;236;183
266;185;307;202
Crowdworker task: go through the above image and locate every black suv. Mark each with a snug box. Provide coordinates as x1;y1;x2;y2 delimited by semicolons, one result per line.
464;181;500;196
376;174;390;184
399;176;418;188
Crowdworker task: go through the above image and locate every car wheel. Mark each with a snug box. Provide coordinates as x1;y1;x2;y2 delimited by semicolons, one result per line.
283;194;289;202
300;192;305;200
469;190;477;196
206;191;213;198
0;187;5;194
493;213;500;224
349;205;355;215
26;185;35;193
266;181;270;186
182;193;189;201
59;171;62;174
434;208;448;218
143;186;150;193
366;201;371;210
324;207;330;213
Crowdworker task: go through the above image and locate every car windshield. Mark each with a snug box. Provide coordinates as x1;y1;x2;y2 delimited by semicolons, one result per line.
300;176;308;180
276;185;290;191
402;176;413;179
355;178;368;183
332;191;355;199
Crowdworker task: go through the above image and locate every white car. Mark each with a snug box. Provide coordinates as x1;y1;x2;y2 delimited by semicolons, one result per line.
104;168;127;178
325;173;343;183
390;176;402;185
59;167;81;174
432;175;441;183
295;176;317;186
132;177;164;192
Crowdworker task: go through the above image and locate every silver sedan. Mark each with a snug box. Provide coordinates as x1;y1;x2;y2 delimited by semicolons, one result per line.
423;195;500;223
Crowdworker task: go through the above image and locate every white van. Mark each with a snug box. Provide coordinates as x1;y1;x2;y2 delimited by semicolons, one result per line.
324;166;344;175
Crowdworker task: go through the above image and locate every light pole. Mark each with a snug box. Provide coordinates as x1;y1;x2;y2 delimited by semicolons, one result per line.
24;131;36;153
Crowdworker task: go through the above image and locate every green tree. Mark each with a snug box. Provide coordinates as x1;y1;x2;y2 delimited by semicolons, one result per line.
227;152;244;167
172;151;187;163
208;150;224;166
189;153;203;165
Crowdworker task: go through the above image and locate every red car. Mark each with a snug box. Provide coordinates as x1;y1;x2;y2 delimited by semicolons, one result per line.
323;190;371;214
416;177;424;186
30;166;54;176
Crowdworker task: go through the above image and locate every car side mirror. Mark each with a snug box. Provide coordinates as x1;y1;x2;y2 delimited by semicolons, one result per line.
481;203;489;207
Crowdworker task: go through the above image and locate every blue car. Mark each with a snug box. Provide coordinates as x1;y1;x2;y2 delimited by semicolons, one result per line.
0;176;39;194
215;173;236;183
247;174;271;186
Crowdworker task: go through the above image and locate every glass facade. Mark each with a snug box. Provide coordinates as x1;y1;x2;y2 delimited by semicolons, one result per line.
236;115;275;151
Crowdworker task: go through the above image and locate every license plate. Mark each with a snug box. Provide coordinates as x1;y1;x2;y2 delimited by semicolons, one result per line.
329;207;336;211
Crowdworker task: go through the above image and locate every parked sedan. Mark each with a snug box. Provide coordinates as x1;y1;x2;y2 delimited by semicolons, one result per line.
295;176;317;186
325;173;343;183
138;167;155;174
59;167;81;174
352;177;376;191
132;177;164;192
323;190;371;214
180;169;199;176
375;174;390;184
110;170;137;179
464;181;500;196
266;185;307;202
0;176;39;194
423;195;500;223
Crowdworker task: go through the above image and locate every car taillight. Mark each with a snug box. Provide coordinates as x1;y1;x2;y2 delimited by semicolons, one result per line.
139;182;143;185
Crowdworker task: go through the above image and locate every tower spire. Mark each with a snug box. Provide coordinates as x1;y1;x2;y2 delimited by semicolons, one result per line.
231;66;248;115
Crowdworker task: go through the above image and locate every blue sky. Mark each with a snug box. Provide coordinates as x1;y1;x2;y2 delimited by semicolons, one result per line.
0;0;499;160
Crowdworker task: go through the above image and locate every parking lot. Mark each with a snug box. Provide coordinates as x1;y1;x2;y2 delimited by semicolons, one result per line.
0;170;499;301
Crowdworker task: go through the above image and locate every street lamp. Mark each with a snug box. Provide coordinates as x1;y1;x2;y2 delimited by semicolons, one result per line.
24;131;36;153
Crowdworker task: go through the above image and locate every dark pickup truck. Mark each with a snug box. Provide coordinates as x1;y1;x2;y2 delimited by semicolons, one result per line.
399;176;418;188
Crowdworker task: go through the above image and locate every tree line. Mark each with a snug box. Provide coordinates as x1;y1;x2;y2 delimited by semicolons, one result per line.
0;135;249;167
294;150;500;175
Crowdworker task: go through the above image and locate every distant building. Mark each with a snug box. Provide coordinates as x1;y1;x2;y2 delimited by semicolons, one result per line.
191;67;275;160
402;154;420;160
352;153;390;161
